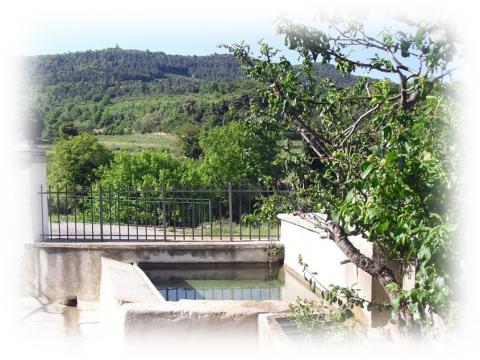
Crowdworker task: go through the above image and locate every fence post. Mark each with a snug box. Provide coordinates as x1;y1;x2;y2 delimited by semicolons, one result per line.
228;182;233;241
99;184;104;242
162;185;167;241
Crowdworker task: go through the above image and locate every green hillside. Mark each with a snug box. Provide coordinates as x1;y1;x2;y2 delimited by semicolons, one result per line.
22;47;358;141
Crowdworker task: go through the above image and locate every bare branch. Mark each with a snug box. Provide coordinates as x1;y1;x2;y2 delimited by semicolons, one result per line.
340;104;380;146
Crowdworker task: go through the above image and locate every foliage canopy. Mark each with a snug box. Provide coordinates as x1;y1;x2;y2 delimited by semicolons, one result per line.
226;17;458;334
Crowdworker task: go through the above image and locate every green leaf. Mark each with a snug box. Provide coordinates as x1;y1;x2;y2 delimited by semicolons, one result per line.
345;189;355;202
375;221;389;234
361;163;375;179
418;246;432;261
331;211;340;225
385;151;398;167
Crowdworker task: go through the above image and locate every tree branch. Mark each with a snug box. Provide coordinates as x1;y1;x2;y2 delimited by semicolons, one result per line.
340;104;380;146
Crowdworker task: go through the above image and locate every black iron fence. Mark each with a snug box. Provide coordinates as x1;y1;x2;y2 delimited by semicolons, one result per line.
39;184;293;242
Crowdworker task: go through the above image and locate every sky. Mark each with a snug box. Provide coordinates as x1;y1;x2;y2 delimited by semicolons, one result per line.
19;15;400;82
24;19;286;57
18;5;436;82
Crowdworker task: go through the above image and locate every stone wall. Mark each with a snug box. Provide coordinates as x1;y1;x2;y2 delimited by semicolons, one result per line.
24;241;282;301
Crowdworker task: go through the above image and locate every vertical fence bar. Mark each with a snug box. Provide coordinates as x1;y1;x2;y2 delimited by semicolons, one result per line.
135;189;139;241
209;199;213;240
109;186;113;241
190;201;195;240
182;199;186;241
65;186;69;240
248;191;252;241
82;189;86;240
162;185;167;241
48;186;53;240
117;187;121;241
127;187;130;241
153;188;157;240
74;188;77;241
258;189;261;240
40;185;45;241
144;190;148;240
228;183;233;241
201;201;204;241
258;219;261;241
219;198;222;241
90;186;94;241
238;185;242;241
99;184;104;242
56;187;60;239
173;201;176;241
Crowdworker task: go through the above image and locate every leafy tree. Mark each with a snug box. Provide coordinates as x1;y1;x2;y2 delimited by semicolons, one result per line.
93;151;204;225
226;17;457;333
199;120;282;187
97;150;202;190
174;123;204;159
47;133;113;189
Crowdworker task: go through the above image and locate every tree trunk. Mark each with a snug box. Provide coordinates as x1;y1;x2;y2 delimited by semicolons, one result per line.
323;218;415;327
323;219;398;301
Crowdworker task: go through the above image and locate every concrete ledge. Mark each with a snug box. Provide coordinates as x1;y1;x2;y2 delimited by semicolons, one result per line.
100;257;163;305
258;313;295;347
98;257;290;344
26;241;276;249
122;300;289;344
99;257;164;342
277;213;327;234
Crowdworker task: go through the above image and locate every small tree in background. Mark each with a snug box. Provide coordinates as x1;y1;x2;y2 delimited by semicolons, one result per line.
174;123;204;159
47;133;113;190
199;120;283;187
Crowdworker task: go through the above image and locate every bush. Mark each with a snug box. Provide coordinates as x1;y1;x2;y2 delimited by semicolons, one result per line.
199;120;282;186
97;150;203;190
174;123;204;159
47;133;113;190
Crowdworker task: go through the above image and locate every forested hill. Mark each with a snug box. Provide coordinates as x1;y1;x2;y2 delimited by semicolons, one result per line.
25;48;244;85
23;48;358;140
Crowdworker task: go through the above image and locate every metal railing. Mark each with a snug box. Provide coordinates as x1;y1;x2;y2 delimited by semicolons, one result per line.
39;184;292;242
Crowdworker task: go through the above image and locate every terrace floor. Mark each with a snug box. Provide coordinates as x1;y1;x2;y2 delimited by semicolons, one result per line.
16;296;102;344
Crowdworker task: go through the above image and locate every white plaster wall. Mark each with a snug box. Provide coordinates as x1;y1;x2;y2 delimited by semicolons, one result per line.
30;160;49;240
279;217;347;289
18;146;49;243
281;267;321;302
278;213;376;326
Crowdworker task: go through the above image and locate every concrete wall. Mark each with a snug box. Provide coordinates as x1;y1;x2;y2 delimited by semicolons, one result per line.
281;265;322;302
278;214;373;297
278;213;385;326
99;257;288;346
25;241;282;301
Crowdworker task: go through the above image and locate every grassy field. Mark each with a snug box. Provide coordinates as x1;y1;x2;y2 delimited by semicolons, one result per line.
40;132;181;156
95;133;180;154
